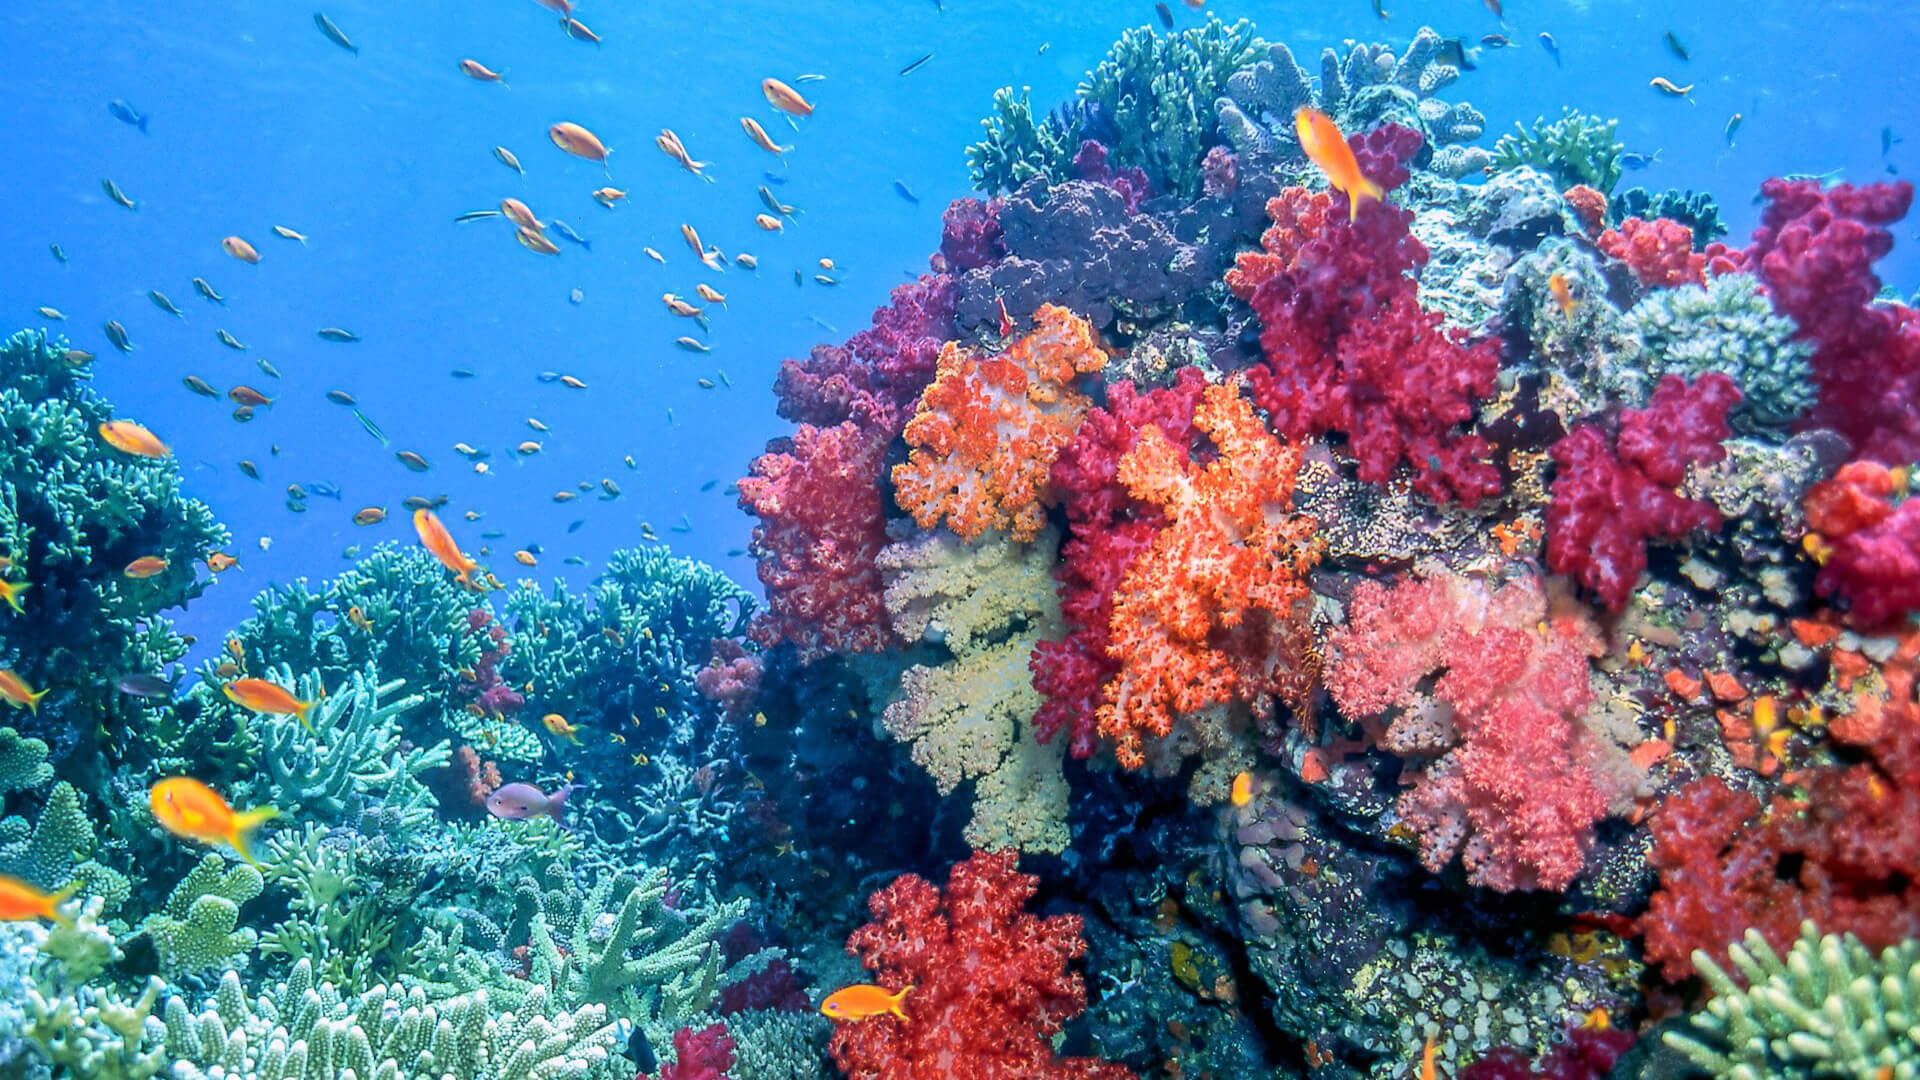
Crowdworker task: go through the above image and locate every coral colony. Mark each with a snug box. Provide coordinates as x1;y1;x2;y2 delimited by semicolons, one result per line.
5;15;1920;1080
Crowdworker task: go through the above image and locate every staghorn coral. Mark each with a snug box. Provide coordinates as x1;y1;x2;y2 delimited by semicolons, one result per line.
1626;272;1817;430
20;976;168;1080
892;304;1106;543
726;1009;829;1080
1490;109;1625;195
878;527;1069;853
1663;923;1919;1080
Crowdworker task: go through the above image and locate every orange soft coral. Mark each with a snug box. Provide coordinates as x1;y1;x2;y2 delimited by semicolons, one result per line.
1223;188;1338;302
892;304;1107;541
1096;382;1322;768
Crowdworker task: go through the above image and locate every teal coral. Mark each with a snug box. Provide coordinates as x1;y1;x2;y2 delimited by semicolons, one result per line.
1626;272;1818;429
0;725;51;794
141;854;264;975
727;1009;830;1080
1612;185;1729;246
240;664;449;824
964;87;1085;194
1491;107;1626;194
0;780;131;913
20;976;168;1080
1664;922;1920;1080
1077;16;1261;200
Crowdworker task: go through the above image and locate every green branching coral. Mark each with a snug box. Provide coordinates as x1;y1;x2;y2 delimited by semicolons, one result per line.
1077;16;1261;201
20;976;168;1080
964;87;1085;194
1491;107;1625;194
141;854;263;975
877;528;1070;854
1612;186;1729;246
1627;272;1818;430
0;780;131;913
161;959;622;1080
0;725;52;794
1664;923;1919;1080
727;1009;830;1080
0;329;225;770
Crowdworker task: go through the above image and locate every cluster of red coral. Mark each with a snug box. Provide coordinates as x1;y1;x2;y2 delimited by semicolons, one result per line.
1596;216;1704;287
644;1024;735;1080
830;850;1134;1080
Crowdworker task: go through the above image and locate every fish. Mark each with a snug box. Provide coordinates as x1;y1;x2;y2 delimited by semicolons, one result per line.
0;670;48;713
517;441;543;455
814;274;838;286
456;209;503;223
301;483;341;502
396;451;430;472
352;507;386;526
0;578;30;614
207;552;240;572
655;130;713;181
1620;150;1662;170
502;198;544;231
489;147;524;178
663;295;703;318
104;320;133;353
459;59;506;83
549;220;591;249
561;375;586;388
1480;33;1511;47
314;12;358;53
549;122;611;166
1538;32;1561;67
1549;272;1579;317
741;116;791;155
0;875;77;928
1435;37;1478;72
569;288;584;304
1883;126;1903;156
564;555;587;565
257;357;282;379
116;672;176;699
193;277;226;303
228;385;272;407
644;246;667;263
216;329;247;350
223;236;262;263
542;713;583;744
1419;1035;1438;1080
553;490;576;502
1649;77;1694;99
532;0;571;14
762;78;814;117
893;180;920;204
414;509;481;591
526;417;549;432
49;243;67;263
516;227;561;255
272;225;308;244
102;178;137;210
1155;2;1173;29
232;405;255;423
758;186;800;217
514;549;537;565
63;349;94;367
99;420;169;458
1294;108;1382;222
123;555;170;579
150;776;280;865
696;283;726;305
1371;0;1389;18
1664;31;1690;62
1482;0;1504;20
1725;113;1744;146
563;18;601;44
184;375;219;398
109;99;150;133
317;328;361;343
821;984;911;1022
484;781;576;826
600;477;622;498
899;53;933;76
735;253;759;269
352;409;388;445
223;678;318;731
238;460;260;479
1230;771;1254;807
593;187;627;207
755;214;784;231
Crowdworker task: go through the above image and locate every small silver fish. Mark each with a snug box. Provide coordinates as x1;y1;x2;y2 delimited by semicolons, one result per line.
548;220;590;249
216;329;247;350
314;12;358;53
317;327;360;343
149;289;184;317
193;277;225;303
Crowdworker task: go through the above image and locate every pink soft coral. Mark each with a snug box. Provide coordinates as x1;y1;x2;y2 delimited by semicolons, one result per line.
1596;217;1704;287
646;1024;734;1080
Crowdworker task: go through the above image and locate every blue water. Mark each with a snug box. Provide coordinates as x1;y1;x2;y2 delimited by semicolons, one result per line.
3;0;1915;651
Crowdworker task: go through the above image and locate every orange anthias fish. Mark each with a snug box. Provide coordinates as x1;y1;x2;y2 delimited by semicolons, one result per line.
1229;770;1254;807
0;669;49;712
740;116;791;156
542;712;583;744
414;508;482;591
655;130;712;180
762;77;814;117
149;776;280;866
459;59;506;84
0;874;77;928
1549;272;1580;317
123;555;170;579
1294;107;1384;222
549;122;610;165
99;420;170;458
224;677;317;732
1419;1035;1438;1080
0;577;30;614
222;235;262;263
821;984;912;1022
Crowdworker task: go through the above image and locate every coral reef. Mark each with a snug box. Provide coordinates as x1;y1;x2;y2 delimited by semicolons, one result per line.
1491;109;1625;195
1625;272;1817;429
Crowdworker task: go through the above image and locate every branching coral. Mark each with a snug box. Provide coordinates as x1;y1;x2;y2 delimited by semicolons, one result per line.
964;88;1085;194
1626;272;1817;429
0;780;131;914
878;527;1069;853
141;854;263;975
830;850;1135;1080
1490;108;1625;195
1611;186;1727;246
892;304;1107;542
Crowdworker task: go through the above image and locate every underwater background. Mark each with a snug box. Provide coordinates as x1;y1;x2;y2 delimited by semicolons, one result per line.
2;0;1920;1076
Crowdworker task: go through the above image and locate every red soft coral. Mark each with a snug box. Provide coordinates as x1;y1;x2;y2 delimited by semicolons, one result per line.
772;274;957;434
647;1024;734;1080
1546;373;1739;611
1230;125;1502;505
738;421;895;660
1032;370;1209;758
1805;459;1920;627
1596;217;1705;288
892;304;1107;542
1561;185;1608;239
694;639;762;723
939;197;1007;272
1096;382;1321;770
830;850;1135;1080
1641;666;1920;979
1326;571;1613;892
1740;178;1920;463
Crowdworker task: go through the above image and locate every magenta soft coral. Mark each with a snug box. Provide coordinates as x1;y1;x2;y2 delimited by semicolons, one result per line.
646;1024;734;1080
1462;1023;1635;1080
1231;124;1502;505
1740;178;1920;463
771;274;957;434
456;609;523;718
1546;373;1739;611
830;850;1135;1080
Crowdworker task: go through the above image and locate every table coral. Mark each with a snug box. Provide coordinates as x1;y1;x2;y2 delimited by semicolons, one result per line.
893;304;1107;542
1098;382;1320;776
830;849;1135;1080
1232;125;1504;505
1546;373;1740;611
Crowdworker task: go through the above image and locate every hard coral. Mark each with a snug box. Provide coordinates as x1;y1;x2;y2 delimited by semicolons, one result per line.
892;304;1107;543
1596;217;1704;288
1546;373;1739;611
1741;178;1920;463
1097;382;1320;771
1232;125;1503;505
830;849;1134;1080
